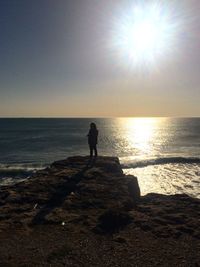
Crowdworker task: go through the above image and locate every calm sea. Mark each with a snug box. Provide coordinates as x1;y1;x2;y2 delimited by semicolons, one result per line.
0;118;199;198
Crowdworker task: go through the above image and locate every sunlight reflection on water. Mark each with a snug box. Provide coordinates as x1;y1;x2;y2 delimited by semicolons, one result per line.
124;163;200;199
117;118;200;198
117;117;168;158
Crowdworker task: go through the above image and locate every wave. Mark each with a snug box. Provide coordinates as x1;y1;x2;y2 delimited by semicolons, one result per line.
121;157;200;169
0;163;46;179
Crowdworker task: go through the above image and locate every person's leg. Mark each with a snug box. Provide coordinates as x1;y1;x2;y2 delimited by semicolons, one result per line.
89;145;93;157
94;145;98;157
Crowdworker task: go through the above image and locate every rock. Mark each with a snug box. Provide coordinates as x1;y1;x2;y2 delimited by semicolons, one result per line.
113;236;127;243
176;226;194;234
0;155;199;243
127;175;141;204
0;156;141;229
0;156;200;266
95;209;132;234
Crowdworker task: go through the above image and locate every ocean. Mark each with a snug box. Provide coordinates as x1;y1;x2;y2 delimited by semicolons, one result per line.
0;118;199;198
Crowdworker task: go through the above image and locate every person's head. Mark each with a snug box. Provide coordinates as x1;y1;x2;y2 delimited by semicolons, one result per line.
90;122;97;130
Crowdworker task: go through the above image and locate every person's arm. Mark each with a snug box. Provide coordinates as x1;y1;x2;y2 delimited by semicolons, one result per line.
96;130;98;143
87;129;91;137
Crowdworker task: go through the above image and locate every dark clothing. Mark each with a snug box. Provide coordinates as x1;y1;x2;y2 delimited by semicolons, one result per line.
87;129;98;146
89;144;97;157
87;129;98;157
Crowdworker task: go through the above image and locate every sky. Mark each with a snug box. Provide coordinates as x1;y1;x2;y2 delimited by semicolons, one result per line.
0;0;200;117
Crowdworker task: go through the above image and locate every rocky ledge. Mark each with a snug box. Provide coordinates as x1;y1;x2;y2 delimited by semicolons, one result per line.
0;156;199;267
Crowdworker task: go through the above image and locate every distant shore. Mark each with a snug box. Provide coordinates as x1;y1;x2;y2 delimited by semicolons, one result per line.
0;156;199;266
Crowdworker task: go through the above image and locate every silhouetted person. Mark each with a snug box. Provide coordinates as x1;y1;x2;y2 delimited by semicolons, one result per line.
87;122;98;157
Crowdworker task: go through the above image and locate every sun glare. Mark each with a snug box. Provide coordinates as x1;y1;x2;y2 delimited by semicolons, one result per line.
123;118;157;154
113;2;180;67
116;118;157;157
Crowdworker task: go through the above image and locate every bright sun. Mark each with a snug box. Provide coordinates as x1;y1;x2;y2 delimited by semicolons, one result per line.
113;3;179;67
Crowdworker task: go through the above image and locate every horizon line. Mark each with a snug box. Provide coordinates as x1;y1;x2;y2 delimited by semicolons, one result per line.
0;116;200;119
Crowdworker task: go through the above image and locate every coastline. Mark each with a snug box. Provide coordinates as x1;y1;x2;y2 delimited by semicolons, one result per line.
0;156;199;266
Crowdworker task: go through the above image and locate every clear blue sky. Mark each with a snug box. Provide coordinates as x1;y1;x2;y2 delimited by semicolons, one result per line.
0;0;200;117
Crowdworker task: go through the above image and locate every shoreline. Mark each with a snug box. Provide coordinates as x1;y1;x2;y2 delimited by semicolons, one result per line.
1;156;200;196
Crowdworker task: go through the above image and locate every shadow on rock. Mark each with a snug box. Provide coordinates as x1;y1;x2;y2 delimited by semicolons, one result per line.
94;209;132;234
31;162;93;225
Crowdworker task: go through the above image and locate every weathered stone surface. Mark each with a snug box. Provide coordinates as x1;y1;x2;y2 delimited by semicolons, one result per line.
0;156;199;241
0;156;140;229
127;175;141;204
0;156;199;266
95;209;132;234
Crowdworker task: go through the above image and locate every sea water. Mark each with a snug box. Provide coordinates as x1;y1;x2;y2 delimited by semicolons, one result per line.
0;118;199;198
